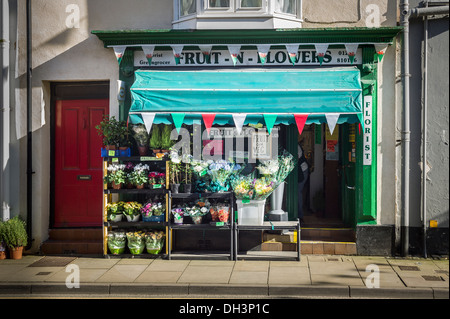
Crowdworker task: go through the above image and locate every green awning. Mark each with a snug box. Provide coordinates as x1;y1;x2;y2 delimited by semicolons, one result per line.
129;67;363;126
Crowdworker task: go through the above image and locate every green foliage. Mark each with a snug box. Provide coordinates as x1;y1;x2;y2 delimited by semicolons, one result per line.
130;124;149;147
161;125;175;150
95;116;130;147
149;124;162;149
1;216;28;249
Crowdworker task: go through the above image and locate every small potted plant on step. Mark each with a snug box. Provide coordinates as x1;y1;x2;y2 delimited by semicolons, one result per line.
96;116;121;151
130;124;150;156
149;124;162;155
1;216;28;260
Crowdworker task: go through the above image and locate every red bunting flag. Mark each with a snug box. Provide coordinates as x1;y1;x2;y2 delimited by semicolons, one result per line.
294;114;309;135
202;114;216;135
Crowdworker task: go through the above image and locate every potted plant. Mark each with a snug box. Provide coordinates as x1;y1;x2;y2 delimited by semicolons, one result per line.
95;116;121;150
106;201;125;222
145;231;165;255
171;207;184;224
141;201;165;222
160;125;175;153
0;221;6;260
126;231;145;255
149;124;162;154
128;163;149;189
185;205;208;224
169;150;182;193
1;216;28;259
130;124;149;156
107;232;126;255
182;153;193;193
123;201;142;222
105;163;127;189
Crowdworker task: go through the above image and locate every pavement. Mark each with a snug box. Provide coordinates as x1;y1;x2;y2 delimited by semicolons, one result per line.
0;254;448;299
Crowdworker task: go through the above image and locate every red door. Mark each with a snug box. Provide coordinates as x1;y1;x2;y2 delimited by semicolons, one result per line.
54;99;109;227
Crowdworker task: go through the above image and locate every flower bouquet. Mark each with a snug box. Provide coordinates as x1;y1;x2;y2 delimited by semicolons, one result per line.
207;160;242;192
107;232;126;255
209;205;230;223
145;231;165;255
141;201;165;222
171;207;184;224
257;149;297;186
106;201;124;222
126;231;145;254
105;163;126;189
185;205;208;224
128;163;149;189
123;201;142;222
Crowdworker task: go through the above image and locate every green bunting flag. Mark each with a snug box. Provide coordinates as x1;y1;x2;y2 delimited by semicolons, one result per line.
345;44;359;64
199;45;212;64
314;44;329;66
113;46;126;66
374;44;388;62
257;45;271;65
263;114;278;135
285;44;299;66
228;45;241;66
171;45;184;65
171;113;185;134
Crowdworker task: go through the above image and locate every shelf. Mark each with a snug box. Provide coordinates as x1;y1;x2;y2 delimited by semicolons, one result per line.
170;192;233;199
103;156;169;162
104;221;166;227
236;221;300;231
169;223;232;230
167;251;233;260
104;253;167;259
104;188;168;194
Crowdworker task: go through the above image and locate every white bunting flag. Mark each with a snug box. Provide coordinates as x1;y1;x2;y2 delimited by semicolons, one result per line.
325;113;340;136
232;113;247;135
285;44;300;65
257;44;271;65
199;45;213;63
113;46;126;65
314;44;329;65
228;45;241;66
171;45;184;65
374;43;389;62
345;43;359;64
142;45;156;66
141;113;156;134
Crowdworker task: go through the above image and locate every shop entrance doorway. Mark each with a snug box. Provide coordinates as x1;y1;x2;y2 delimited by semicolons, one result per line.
53;99;109;227
300;123;357;228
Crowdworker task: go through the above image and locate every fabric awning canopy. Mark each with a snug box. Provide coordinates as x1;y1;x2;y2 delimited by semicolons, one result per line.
129;67;363;126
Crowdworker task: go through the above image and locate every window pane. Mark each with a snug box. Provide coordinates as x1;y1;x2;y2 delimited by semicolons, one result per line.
180;0;196;16
209;0;230;7
276;0;296;14
241;0;262;8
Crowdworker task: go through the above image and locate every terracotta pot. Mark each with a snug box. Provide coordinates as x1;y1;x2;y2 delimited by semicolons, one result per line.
136;184;145;189
137;145;149;156
0;251;6;260
105;145;117;150
152;149;161;154
9;246;23;260
112;181;122;189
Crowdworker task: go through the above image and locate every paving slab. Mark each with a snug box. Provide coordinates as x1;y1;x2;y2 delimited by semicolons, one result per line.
95;264;148;283
177;265;233;284
135;270;183;283
229;271;268;284
268;266;311;285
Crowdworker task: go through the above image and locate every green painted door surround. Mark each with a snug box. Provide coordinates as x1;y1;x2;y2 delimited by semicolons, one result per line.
93;27;401;226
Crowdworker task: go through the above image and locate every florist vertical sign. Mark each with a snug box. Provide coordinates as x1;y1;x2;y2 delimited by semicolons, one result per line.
363;96;373;166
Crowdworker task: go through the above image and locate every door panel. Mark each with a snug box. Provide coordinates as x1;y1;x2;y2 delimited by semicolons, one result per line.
54;99;108;227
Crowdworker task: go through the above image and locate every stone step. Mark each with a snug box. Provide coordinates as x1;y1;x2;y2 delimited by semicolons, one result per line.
40;240;103;255
259;241;357;255
47;228;103;241
301;227;356;242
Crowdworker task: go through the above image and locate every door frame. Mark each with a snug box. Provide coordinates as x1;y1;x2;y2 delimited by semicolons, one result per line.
50;81;109;228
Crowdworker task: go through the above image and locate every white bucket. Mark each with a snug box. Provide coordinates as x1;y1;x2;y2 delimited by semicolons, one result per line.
237;199;266;225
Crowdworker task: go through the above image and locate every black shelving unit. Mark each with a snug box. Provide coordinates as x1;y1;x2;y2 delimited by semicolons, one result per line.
167;191;235;260
102;156;170;259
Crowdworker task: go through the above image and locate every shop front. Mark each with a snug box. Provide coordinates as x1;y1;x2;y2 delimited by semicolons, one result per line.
93;27;401;256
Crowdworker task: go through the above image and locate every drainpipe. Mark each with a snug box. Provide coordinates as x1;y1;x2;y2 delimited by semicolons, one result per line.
26;0;33;249
400;0;411;257
1;0;11;222
421;0;429;259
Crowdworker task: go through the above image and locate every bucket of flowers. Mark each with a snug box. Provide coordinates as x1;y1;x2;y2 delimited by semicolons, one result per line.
207;159;242;192
171;207;184;224
105;163;126;189
145;231;165;255
126;231;145;255
128;163;149;189
107;232;126;255
106;201;124;222
123;201;142;222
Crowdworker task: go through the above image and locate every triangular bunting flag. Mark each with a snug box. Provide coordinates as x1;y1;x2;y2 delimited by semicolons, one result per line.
257;44;271;65
263;114;278;135
199;45;212;64
325;114;340;136
285;44;299;66
142;45;156;66
314;44;329;66
202;114;216;135
294;114;309;136
171;45;184;65
113;46;126;65
141;113;156;134
374;43;389;62
357;112;365;132
345;43;359;64
232;113;247;135
171;113;185;134
228;45;241;66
